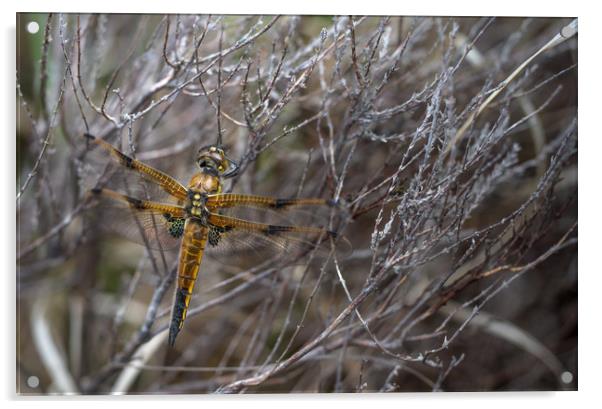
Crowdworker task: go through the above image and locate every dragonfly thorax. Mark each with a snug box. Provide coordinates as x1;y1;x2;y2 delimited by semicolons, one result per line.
188;172;222;194
185;190;209;222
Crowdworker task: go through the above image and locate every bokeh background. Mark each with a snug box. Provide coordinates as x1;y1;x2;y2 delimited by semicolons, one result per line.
16;14;577;394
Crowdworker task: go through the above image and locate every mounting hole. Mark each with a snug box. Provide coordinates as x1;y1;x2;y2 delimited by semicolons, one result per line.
27;375;40;388
561;371;573;384
26;21;40;34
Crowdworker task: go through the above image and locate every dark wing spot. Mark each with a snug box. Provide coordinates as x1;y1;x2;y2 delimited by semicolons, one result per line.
264;225;294;236
115;150;135;169
91;187;103;195
123;155;134;169
126;197;144;209
271;198;294;209
83;133;96;141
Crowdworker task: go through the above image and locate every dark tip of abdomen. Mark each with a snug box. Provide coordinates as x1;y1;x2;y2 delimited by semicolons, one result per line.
168;288;189;347
83;133;96;140
91;187;103;195
168;323;180;347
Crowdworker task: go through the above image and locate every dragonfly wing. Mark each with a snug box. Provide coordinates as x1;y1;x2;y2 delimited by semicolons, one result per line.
204;212;346;265
206;193;337;213
206;193;343;231
86;188;186;251
82;134;189;202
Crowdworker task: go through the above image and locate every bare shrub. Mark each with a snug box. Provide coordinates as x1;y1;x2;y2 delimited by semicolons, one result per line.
17;14;577;393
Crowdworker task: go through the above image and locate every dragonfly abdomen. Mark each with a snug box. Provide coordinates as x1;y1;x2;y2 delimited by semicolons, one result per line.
169;219;208;346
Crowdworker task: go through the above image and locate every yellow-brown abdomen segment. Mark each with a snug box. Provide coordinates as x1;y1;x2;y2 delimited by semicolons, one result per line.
169;219;208;346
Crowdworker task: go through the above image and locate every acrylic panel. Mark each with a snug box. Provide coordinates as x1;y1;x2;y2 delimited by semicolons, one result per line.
16;14;577;394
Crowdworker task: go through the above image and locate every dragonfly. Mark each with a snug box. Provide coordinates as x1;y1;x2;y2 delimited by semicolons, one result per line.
83;133;344;346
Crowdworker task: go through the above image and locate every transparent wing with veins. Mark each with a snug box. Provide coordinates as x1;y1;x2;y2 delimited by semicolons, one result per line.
86;188;186;251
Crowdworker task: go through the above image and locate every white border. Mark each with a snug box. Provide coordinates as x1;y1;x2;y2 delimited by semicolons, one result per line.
4;1;598;408
11;0;578;17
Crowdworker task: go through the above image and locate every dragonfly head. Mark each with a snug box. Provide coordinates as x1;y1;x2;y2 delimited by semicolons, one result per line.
196;145;239;178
